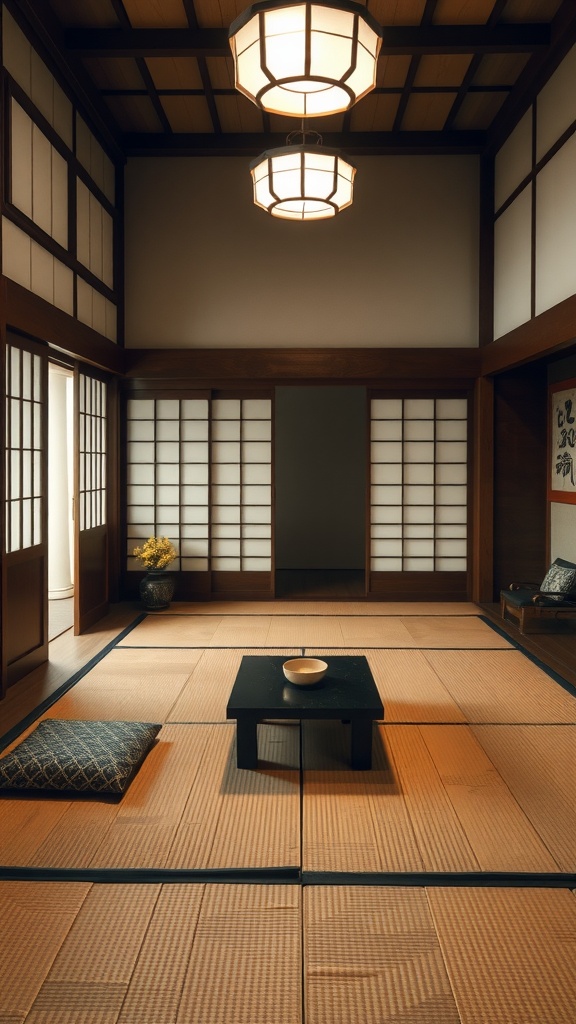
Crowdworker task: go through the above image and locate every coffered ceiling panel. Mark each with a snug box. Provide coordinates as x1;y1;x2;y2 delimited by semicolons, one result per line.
14;0;576;157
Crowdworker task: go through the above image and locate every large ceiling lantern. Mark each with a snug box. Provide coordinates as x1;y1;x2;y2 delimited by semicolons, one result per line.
250;130;356;221
229;1;383;118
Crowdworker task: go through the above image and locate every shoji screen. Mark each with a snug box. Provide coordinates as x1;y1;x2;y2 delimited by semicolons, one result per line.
78;375;106;532
5;343;44;553
125;394;273;597
369;396;468;593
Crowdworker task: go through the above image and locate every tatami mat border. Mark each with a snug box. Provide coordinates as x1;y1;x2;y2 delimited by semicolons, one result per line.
0;614;147;753
2;866;575;889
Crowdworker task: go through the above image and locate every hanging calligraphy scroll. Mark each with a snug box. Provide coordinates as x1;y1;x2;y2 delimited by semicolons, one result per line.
549;378;576;503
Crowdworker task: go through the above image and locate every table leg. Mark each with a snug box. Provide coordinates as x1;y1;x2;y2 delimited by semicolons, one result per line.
235;717;259;769
350;718;373;770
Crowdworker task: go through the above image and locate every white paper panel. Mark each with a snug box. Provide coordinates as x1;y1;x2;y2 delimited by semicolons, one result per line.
495;108;532;210
536;44;576;160
10;100;33;218
371;399;402;418
371;441;402;463
404;485;434;504
127;399;155;419
371;420;402;440
181;441;208;461
436;399;467;419
182;420;209;440
404;442;434;463
2;218;31;289
213;484;240;505
436;419;467;441
212;539;241;556
404;398;434;418
213;557;241;570
242;441;271;463
372;524;402;538
212;463;241;484
436;484;467;504
404;420;435;441
32;125;52;236
157;464;180;485
181;506;209;523
404;539;434;556
436;539;467;557
128;464;154;484
213;399;240;419
156;400;179;419
181;399;208;418
242;485;271;504
243;420;272;440
51;148;68;248
156;420;179;441
212;524;239;538
53;258;74;315
371;539;402;556
436;505;467;523
243;399;271;418
371;463;402;485
404;558;434;571
243;505;271;524
243;463;271;484
156;441;179;463
156;485;180;504
3;11;31;93
535;133;576;315
212;441;240;462
494;187;532;339
436;463;467;484
31;241;54;303
371;485;402;505
404;524;434;538
371;506;402;523
371;557;402;571
404;463;434;484
181;485;209;505
212;420;241;441
244;524;271;538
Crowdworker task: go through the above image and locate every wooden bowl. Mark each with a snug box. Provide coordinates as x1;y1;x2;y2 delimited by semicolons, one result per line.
282;657;328;686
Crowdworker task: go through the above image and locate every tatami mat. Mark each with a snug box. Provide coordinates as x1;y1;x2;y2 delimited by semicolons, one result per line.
0;880;91;1023
305;648;467;722
423;649;576;723
167;648;299;722
427;887;576;1024
471;725;576;872
0;882;302;1024
0;724;300;870
172;600;480;616
118;613;508;650
302;723;563;873
304;886;576;1024
304;886;461;1024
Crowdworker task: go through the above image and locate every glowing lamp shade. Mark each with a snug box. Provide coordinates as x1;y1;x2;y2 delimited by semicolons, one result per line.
250;144;356;220
229;1;382;117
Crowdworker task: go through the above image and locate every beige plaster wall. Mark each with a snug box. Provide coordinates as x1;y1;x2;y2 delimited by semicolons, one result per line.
124;154;479;349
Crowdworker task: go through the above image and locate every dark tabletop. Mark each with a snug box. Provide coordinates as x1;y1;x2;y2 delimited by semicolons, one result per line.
226;655;384;720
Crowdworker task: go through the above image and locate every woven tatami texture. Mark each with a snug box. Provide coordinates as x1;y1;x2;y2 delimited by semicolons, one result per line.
172;601;480;616
304;886;576;1024
118;613;506;649
427;887;576;1024
302;722;561;873
471;724;576;872
423;649;576;723
0;724;300;870
304;886;460;1024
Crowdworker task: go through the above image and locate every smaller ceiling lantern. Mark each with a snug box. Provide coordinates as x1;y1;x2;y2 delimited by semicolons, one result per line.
250;133;357;221
229;1;382;118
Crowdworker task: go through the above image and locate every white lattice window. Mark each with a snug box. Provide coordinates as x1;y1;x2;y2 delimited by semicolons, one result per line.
5;344;44;552
370;397;468;571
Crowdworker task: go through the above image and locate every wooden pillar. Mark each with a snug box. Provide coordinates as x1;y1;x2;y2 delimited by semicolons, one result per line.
471;375;494;603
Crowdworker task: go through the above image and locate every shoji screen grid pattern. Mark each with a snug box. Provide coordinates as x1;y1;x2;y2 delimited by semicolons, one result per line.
5;344;43;553
212;398;272;572
370;398;468;572
78;375;106;531
126;398;272;573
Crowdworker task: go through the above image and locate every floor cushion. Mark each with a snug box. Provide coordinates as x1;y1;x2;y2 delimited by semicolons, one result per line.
0;719;161;795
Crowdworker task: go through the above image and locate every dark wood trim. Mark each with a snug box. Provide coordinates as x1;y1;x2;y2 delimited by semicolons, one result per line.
63;24;551;59
124;348;481;384
3;277;124;374
368;571;467;601
485;0;576;158
471;376;494;602
481;295;576;376
530;103;537;321
479;154;495;347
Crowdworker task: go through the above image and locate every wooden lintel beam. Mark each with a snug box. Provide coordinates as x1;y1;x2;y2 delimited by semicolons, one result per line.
63;24;551;59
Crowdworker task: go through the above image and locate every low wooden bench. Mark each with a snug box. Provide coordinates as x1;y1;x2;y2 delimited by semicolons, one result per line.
500;557;576;634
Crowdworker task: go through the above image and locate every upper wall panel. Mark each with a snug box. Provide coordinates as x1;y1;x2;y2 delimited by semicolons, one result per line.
124;154;479;349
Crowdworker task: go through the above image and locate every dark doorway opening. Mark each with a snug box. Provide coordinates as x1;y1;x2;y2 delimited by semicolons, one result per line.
275;386;366;599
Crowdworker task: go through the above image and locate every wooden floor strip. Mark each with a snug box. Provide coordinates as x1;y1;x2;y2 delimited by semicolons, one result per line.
423;649;576;723
304;886;461;1024
428;887;576;1024
173;600;480;616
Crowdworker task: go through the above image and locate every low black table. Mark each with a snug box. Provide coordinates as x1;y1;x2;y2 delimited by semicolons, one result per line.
226;655;384;770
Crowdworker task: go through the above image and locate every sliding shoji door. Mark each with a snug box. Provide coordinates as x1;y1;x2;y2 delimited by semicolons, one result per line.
369;394;469;600
75;369;108;633
2;336;48;689
124;392;273;600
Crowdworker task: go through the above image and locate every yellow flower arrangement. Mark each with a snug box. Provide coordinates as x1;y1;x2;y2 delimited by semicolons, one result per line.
133;536;177;570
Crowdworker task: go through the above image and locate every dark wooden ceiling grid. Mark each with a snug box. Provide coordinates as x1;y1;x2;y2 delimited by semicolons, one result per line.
8;0;576;156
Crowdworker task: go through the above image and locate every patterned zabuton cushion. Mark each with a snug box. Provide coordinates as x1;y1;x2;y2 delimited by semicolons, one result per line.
0;720;161;794
540;559;576;602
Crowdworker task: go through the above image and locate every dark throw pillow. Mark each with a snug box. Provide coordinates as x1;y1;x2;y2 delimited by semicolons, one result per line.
539;558;576;602
0;720;161;795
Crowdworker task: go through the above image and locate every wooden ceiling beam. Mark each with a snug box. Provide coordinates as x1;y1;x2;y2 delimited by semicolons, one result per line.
122;130;486;157
63;24;551;59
